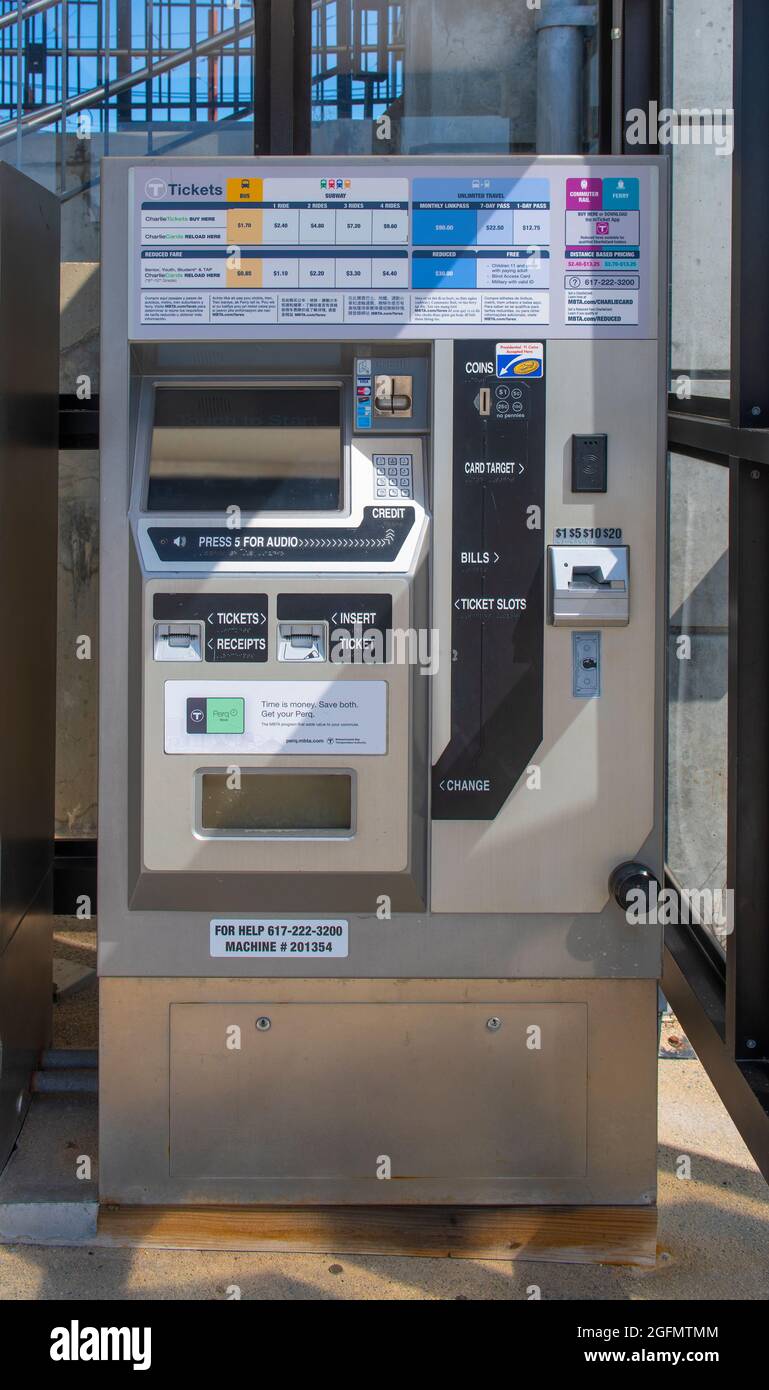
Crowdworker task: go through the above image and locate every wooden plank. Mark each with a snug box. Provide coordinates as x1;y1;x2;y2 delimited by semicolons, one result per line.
97;1204;658;1266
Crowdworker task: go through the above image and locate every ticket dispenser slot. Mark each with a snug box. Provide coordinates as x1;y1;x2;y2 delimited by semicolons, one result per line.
548;545;630;626
153;621;203;661
277;622;327;662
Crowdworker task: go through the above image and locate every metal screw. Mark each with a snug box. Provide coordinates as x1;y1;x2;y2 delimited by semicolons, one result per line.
255;1016;271;1032
746;1038;757;1049
751;405;762;416
751;470;761;480
486;1016;502;1032
611;27;622;40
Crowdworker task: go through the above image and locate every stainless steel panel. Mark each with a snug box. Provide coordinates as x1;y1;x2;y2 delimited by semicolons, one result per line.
99;976;657;1206
169;1001;587;1183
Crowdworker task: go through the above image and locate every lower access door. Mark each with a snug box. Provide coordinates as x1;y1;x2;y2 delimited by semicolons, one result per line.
168;1001;588;1203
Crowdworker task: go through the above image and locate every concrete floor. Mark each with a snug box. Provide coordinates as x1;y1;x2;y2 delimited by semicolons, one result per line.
0;1056;766;1300
0;920;766;1299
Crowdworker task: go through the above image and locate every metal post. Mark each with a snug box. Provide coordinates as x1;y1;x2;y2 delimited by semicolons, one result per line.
620;0;659;154
535;1;596;154
336;0;352;123
727;457;769;1062
293;0;311;155
731;0;769;428
252;0;271;154
260;0;311;157
116;0;132;128
610;0;623;154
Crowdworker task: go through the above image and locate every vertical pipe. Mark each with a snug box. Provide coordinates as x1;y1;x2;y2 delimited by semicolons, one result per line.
336;0;352;122
293;0;311;154
116;0;131;128
252;0;271;153
536;0;593;154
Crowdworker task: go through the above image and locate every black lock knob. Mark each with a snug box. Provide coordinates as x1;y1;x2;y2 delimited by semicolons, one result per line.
609;861;659;914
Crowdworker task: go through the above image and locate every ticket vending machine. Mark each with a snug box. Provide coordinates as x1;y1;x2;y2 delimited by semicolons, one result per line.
99;158;666;1219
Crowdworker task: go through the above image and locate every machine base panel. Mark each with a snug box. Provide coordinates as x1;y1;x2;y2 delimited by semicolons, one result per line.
99;976;658;1208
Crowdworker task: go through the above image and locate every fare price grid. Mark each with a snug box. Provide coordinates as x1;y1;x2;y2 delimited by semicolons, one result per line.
140;174;411;296
137;171;553;327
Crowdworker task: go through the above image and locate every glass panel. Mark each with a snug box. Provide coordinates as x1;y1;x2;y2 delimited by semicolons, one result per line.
310;0;597;156
667;452;729;954
147;386;343;512
200;772;353;834
669;0;733;400
0;2;257;261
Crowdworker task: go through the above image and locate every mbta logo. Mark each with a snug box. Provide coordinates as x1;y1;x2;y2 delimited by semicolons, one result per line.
144;177;168;199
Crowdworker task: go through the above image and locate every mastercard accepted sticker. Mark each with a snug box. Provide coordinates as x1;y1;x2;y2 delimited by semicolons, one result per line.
495;342;544;379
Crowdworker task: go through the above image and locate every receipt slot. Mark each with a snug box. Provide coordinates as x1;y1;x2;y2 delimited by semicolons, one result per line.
98;157;667;1235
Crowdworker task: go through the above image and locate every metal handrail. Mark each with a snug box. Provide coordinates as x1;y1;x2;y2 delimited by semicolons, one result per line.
0;12;255;146
0;0;62;34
